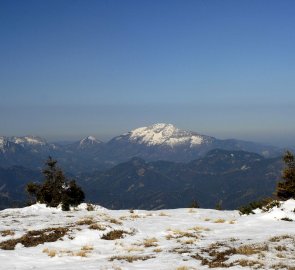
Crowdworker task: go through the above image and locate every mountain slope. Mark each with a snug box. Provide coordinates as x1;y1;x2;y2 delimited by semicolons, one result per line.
0;166;42;209
80;149;283;210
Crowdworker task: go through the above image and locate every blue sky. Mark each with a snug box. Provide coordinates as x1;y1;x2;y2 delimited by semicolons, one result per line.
0;0;294;146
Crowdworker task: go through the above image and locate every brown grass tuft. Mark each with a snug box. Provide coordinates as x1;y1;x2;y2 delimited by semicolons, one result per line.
101;230;128;240
75;250;88;257
108;218;122;225
269;234;294;242
0;230;15;237
213;218;225;223
76;217;94;226
88;223;105;230
143;237;158;247
109;255;154;262
0;227;68;250
43;248;57;257
81;245;93;251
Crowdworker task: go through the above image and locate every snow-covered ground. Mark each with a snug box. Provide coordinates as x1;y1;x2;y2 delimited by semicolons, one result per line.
0;200;295;270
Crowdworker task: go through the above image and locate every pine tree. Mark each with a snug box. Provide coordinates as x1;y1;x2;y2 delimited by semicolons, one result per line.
26;157;85;210
276;151;295;200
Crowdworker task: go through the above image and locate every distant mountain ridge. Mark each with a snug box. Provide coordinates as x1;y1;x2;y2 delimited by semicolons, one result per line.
79;149;282;210
0;123;282;173
0;149;283;210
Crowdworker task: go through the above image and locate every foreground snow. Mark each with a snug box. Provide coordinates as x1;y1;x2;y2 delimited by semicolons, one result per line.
0;201;295;270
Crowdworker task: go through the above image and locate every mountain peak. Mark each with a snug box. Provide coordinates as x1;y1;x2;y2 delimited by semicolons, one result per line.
128;123;210;147
10;136;47;146
79;136;101;146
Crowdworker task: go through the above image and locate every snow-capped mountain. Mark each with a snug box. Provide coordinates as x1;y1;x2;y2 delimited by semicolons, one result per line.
0;136;48;150
127;123;214;147
79;136;102;147
0;137;7;151
10;136;47;147
107;123;216;162
0;124;282;171
64;136;104;152
0;136;57;169
107;123;280;162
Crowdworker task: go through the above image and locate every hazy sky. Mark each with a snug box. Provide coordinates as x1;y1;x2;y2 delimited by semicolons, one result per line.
0;0;294;146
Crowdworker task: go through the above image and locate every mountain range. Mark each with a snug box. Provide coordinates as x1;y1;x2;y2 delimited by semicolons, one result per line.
0;123;282;173
0;123;286;210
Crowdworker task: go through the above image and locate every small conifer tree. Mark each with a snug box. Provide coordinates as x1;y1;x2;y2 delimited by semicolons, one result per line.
26;157;85;210
276;151;295;200
189;199;199;208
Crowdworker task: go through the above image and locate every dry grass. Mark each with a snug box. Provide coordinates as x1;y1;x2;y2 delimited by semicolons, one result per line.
213;218;225;223
0;227;68;250
176;267;190;270
171;247;192;254
153;248;162;253
269;234;294;242
75;250;88;257
109;255;154;262
234;259;263;268
107;218;122;225
59;249;74;256
130;214;141;219
101;230;128;240
159;212;170;217
76;217;94;226
88;223;105;230
275;245;287;251
120;213;142;220
43;248;57;257
192;245;237;268
0;230;15;237
229;220;236;224
143;237;158;247
81;245;94;251
166;229;198;240
125;246;144;253
188;208;196;213
236;245;262;255
276;252;285;258
271;263;295;270
86;203;95;211
192;241;271;268
190;226;210;232
182;238;195;245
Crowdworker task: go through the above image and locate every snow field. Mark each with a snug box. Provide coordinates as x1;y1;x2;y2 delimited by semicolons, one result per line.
0;201;295;270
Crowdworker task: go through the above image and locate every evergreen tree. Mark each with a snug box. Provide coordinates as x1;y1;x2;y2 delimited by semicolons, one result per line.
276;151;295;200
189;199;199;208
26;157;85;210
